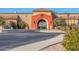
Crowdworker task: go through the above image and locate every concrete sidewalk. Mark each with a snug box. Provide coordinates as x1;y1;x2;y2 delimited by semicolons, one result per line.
9;34;64;51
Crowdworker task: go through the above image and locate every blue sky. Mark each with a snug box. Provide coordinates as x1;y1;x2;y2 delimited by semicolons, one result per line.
0;8;79;13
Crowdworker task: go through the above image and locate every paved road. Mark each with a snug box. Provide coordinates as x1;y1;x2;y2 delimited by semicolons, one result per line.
0;30;60;51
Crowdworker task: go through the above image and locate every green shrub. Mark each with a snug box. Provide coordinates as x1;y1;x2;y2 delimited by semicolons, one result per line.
62;29;79;51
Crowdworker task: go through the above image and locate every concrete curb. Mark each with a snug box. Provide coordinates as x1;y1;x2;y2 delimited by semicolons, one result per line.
39;30;65;34
9;34;64;51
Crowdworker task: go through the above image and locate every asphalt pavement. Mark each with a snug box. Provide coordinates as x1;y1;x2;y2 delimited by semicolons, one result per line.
0;30;60;51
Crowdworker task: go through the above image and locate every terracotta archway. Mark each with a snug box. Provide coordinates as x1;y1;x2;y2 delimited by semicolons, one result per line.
31;14;53;30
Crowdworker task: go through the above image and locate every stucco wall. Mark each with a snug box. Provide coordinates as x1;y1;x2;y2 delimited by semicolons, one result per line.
0;13;32;29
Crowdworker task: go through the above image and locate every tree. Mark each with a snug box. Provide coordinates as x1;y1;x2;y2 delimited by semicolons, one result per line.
0;17;5;26
54;18;61;27
0;17;5;31
54;17;67;27
17;16;27;29
54;17;67;30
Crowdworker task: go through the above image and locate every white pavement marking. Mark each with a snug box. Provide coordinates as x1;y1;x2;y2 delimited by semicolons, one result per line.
9;34;64;51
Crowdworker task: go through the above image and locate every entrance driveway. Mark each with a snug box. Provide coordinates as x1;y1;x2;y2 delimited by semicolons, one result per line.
0;30;60;51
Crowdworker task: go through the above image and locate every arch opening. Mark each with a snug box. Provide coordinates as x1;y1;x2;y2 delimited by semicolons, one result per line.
37;19;47;29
